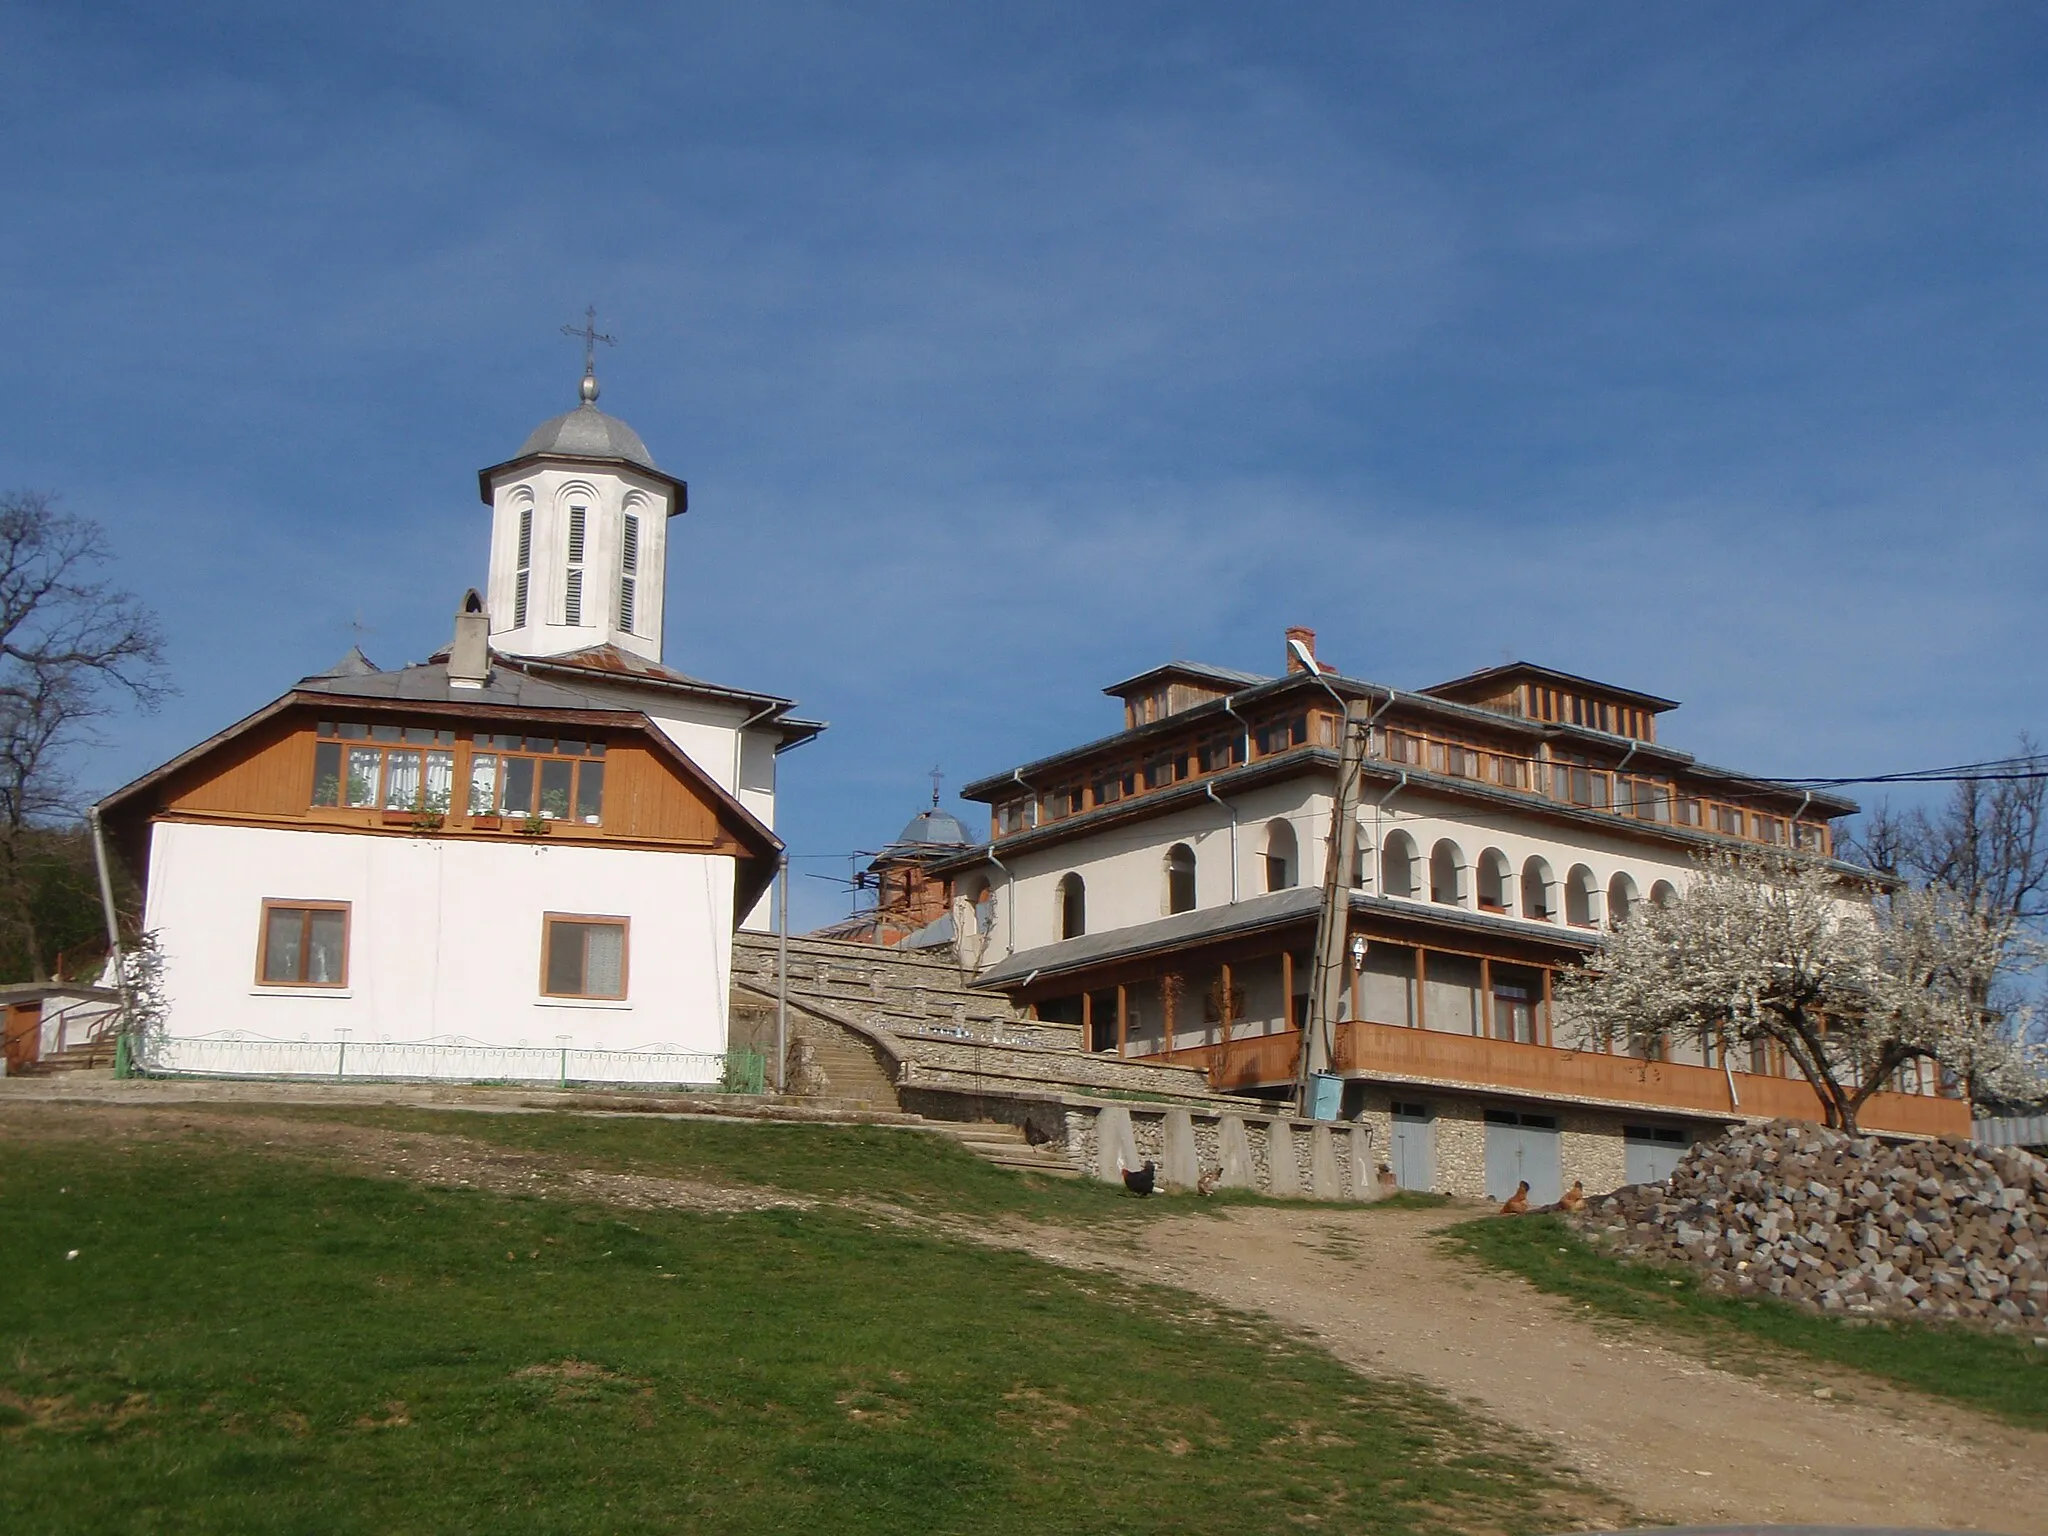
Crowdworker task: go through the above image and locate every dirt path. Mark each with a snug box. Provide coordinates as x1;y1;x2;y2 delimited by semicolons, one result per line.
1003;1202;2048;1532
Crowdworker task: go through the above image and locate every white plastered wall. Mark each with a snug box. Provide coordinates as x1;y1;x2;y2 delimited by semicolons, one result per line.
472;669;782;933
141;822;735;1064
978;771;1708;975
485;463;672;663
986;778;1328;958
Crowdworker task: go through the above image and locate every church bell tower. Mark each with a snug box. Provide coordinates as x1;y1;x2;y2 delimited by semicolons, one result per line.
476;313;686;665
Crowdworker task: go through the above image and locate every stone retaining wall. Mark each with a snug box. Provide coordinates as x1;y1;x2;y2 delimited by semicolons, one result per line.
1061;1100;1379;1200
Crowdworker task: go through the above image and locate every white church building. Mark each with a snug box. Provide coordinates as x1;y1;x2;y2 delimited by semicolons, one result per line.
99;361;821;1085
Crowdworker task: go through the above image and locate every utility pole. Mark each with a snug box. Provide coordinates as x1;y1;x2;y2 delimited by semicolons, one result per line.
1297;701;1370;1115
775;854;789;1094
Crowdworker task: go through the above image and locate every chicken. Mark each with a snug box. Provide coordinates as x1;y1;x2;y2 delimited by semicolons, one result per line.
1498;1179;1531;1215
1117;1153;1157;1197
1196;1166;1221;1197
1557;1179;1586;1213
1375;1161;1399;1196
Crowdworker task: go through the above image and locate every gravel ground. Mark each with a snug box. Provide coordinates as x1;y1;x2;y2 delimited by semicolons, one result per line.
1001;1203;2048;1532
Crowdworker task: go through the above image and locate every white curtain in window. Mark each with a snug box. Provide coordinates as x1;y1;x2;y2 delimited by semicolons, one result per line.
468;754;499;815
262;907;303;983
345;748;382;808
583;924;624;996
383;750;423;810
307;911;346;984
423;751;455;814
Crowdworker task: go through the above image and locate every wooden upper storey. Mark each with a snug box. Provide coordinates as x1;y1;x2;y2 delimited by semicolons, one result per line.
963;655;1851;861
100;690;783;906
1420;662;1678;744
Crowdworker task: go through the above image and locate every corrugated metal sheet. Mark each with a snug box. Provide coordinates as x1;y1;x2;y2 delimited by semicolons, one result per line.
1973;1115;2048;1149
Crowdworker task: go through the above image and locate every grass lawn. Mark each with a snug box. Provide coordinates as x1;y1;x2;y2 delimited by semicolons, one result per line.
235;1101;1380;1224
1447;1212;2048;1431
0;1124;1602;1535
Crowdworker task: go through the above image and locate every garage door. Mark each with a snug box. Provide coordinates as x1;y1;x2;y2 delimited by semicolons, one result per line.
1389;1102;1434;1191
1624;1125;1693;1185
1484;1110;1560;1205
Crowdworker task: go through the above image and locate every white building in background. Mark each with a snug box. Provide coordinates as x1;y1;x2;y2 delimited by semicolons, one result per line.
933;627;1966;1200
99;361;822;1084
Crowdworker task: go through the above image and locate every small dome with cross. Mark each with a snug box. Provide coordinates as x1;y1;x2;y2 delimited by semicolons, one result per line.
517;394;658;472
516;305;658;472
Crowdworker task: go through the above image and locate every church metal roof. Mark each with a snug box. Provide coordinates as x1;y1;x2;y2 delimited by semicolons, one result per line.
892;806;974;847
516;401;659;472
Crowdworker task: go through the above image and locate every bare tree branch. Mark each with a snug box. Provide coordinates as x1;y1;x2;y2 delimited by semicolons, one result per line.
0;491;170;978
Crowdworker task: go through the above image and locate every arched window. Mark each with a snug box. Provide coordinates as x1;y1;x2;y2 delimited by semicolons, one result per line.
510;489;536;629
1264;819;1298;892
618;508;642;634
1381;830;1420;899
1565;865;1602;928
564;500;589;625
1429;839;1467;906
1607;872;1639;927
1057;873;1086;939
1476;848;1513;913
1165;843;1197;915
1351;826;1371;890
1650;879;1679;909
1521;856;1556;921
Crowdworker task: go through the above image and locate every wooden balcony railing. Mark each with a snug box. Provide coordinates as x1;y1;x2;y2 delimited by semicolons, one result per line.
1164;1021;1969;1139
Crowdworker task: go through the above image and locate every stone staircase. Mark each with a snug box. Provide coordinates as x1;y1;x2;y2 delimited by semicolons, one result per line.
729;931;1228;1112
920;1119;1081;1179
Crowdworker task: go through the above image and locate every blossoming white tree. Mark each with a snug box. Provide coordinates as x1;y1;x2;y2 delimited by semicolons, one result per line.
1556;850;2042;1133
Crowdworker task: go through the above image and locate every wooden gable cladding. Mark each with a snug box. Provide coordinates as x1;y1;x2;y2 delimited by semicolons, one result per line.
148;706;734;852
599;739;724;848
161;713;314;820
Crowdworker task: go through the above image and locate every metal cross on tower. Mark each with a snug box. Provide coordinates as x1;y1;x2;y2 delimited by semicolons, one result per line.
929;764;944;807
561;305;616;379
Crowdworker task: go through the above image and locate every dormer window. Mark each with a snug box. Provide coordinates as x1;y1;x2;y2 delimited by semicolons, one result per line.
619;512;639;634
563;503;588;625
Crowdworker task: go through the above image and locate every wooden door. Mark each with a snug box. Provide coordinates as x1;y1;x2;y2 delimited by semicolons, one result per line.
3;1001;42;1072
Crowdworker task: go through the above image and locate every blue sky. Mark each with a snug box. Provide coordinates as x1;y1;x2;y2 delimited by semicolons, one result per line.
3;3;2045;928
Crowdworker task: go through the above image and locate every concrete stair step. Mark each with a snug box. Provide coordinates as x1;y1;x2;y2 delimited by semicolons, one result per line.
919;1119;1080;1178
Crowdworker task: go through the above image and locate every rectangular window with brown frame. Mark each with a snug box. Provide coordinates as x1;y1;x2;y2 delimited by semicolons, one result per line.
468;732;607;823
542;914;629;1000
311;723;456;814
258;901;350;987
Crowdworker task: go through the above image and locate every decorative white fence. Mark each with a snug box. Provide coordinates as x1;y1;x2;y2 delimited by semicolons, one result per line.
145;1033;763;1091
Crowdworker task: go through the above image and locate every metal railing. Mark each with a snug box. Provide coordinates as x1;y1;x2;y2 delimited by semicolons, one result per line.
143;1033;767;1092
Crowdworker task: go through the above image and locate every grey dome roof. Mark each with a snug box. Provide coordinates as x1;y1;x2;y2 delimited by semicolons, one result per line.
894;807;974;847
517;401;658;472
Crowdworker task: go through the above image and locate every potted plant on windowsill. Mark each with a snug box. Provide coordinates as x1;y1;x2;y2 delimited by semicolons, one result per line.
469;814;503;830
517;810;551;836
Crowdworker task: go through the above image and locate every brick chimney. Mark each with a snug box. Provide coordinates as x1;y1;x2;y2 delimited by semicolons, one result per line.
448;588;491;690
1284;626;1318;675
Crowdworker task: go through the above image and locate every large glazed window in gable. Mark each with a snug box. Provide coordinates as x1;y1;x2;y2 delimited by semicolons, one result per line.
470;732;606;823
312;722;457;813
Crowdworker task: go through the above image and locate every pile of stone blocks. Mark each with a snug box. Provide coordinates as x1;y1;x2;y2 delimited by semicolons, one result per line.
1584;1119;2048;1330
